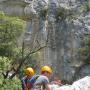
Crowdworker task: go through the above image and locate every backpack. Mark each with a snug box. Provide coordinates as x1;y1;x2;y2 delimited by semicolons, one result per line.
27;75;40;89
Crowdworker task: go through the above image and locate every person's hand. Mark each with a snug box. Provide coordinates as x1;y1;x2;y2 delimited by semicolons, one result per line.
25;87;28;90
51;80;62;86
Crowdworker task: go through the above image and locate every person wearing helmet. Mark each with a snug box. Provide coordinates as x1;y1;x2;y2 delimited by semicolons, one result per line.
31;65;52;90
21;67;35;90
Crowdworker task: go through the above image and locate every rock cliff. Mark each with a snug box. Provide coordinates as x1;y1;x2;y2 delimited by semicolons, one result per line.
0;0;90;83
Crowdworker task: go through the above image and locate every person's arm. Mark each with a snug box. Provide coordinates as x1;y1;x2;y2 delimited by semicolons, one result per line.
23;87;28;90
21;78;28;90
42;76;51;90
22;82;28;90
51;80;62;86
45;84;51;90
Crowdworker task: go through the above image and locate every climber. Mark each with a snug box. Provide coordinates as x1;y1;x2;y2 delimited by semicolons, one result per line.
50;76;62;86
32;65;52;90
21;67;35;90
30;65;52;90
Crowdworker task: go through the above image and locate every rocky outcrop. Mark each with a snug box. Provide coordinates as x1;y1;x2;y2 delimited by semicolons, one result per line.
0;0;90;83
51;76;90;90
0;0;25;17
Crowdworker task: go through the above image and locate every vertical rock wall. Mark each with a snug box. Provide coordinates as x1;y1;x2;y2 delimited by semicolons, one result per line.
0;0;90;83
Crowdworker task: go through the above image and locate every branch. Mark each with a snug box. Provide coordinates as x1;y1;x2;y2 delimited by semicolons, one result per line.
2;70;9;79
9;45;47;79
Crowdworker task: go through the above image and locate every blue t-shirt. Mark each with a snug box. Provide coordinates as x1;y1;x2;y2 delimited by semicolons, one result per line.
21;76;31;90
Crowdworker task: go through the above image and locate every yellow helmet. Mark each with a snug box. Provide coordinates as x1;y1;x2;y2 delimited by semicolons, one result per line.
41;66;52;74
25;67;35;77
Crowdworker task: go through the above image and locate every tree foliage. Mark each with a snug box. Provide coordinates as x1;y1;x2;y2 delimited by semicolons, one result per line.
79;34;90;64
0;11;26;89
0;11;26;58
0;11;44;80
0;57;22;90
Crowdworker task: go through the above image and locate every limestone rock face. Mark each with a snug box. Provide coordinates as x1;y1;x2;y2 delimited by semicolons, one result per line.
0;0;90;83
51;76;90;90
47;0;90;83
0;0;25;16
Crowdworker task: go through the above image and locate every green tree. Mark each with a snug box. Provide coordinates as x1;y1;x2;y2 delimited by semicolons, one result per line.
0;11;45;80
0;57;22;90
0;11;27;78
0;11;26;58
79;34;90;64
0;11;26;89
